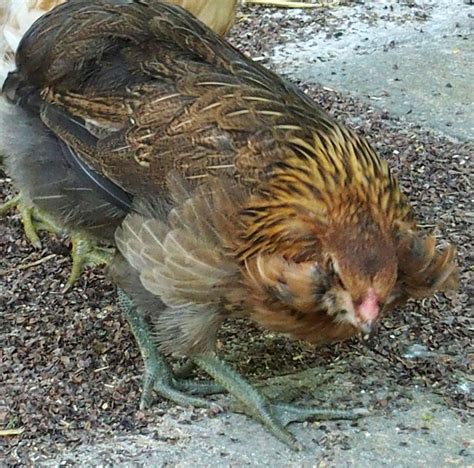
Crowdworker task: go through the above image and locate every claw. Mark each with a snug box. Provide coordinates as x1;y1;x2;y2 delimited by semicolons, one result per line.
64;235;114;290
194;354;368;451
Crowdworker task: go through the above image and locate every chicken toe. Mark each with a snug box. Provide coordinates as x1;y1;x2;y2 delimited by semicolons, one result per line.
1;193;62;247
268;403;368;428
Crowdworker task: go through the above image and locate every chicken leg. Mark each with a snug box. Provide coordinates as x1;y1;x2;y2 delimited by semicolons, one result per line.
117;289;224;410
117;290;365;450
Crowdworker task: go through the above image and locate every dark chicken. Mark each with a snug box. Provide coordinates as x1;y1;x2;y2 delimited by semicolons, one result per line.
0;0;239;286
0;0;458;448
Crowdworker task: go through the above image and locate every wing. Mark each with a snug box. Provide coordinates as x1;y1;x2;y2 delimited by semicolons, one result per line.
113;175;245;356
0;98;128;238
5;0;334;199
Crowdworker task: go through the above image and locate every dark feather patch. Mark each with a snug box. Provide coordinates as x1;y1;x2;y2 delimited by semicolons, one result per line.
60;141;133;213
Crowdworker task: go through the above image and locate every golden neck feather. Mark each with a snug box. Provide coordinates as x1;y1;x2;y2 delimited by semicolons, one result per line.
237;124;414;260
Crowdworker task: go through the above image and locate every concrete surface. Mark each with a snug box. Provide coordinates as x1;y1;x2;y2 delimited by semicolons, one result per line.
273;0;474;141
41;392;471;467
37;360;473;467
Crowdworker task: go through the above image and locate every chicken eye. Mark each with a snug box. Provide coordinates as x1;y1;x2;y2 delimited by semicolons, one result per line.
325;259;347;289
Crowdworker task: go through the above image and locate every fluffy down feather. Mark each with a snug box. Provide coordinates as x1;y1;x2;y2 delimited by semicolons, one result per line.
114;176;244;355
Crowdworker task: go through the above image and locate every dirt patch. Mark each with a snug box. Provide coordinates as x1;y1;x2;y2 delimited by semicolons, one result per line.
1;2;472;466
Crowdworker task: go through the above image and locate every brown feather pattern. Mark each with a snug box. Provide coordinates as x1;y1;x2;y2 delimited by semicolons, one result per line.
4;0;458;355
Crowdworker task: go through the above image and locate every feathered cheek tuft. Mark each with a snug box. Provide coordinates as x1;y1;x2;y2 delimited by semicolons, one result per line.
323;288;357;326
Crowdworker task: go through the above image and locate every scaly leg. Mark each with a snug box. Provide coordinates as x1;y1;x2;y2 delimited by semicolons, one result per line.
117;289;224;410
193;354;367;451
116;290;365;449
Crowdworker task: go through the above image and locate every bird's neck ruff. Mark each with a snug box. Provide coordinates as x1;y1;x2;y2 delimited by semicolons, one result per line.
236;125;413;260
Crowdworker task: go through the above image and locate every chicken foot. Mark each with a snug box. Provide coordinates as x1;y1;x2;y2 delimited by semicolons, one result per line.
1;194;114;287
117;289;224;410
66;235;115;290
0;193;60;247
193;355;368;450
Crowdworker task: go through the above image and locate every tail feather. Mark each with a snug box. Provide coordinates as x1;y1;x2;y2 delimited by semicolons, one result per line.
397;232;459;298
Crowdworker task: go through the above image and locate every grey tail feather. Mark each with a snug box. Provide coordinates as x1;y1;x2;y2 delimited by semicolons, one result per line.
59;140;133;213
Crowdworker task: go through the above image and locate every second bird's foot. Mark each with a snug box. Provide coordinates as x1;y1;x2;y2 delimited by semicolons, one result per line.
65;236;115;289
1;195;110;288
1;194;63;247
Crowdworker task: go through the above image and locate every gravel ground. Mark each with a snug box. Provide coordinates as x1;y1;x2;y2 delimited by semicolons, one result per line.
1;2;473;466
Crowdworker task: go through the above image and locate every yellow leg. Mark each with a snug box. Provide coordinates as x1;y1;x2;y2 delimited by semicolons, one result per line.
65;235;115;289
2;192;115;287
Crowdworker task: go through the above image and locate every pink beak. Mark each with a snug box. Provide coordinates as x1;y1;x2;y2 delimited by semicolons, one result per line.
356;288;380;335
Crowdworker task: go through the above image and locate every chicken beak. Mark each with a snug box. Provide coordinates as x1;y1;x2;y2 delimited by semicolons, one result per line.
359;320;378;347
359;321;373;337
356;288;380;344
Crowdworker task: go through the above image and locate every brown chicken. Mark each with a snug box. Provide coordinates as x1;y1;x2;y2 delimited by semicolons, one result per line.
0;0;458;449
